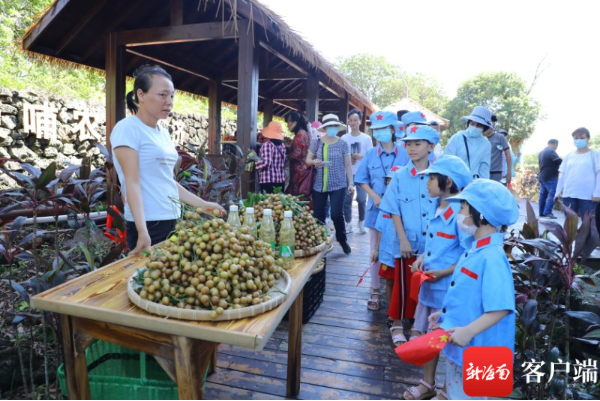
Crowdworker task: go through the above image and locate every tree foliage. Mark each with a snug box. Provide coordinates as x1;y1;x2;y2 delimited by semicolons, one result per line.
589;133;600;149
442;72;542;148
336;53;448;114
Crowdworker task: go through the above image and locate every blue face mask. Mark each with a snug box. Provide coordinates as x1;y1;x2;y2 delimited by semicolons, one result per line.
325;126;338;138
466;125;483;138
373;129;392;144
574;138;588;149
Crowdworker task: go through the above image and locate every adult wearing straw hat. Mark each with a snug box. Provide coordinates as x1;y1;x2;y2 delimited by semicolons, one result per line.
444;106;493;179
255;121;286;194
306;114;354;255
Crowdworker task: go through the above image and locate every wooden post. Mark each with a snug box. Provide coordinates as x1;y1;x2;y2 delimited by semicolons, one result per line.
339;92;349;124
105;31;125;207
287;288;304;397
237;20;259;196
263;98;273;127
208;80;222;154
305;73;319;123
360;106;368;133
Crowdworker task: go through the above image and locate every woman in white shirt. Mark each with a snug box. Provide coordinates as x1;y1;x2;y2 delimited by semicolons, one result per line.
555;127;600;217
111;65;225;255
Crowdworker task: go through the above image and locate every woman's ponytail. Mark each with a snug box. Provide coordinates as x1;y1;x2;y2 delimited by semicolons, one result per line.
126;90;138;114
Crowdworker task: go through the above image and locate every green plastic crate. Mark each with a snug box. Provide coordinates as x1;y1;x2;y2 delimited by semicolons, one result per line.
58;340;207;400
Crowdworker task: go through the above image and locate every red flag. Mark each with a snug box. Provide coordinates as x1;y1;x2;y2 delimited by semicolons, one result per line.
409;271;435;301
395;329;451;366
356;262;376;286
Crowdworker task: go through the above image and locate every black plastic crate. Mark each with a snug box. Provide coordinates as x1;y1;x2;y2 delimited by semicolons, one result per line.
284;257;326;324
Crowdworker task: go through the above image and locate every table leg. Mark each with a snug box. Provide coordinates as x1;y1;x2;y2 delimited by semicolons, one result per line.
287;288;304;397
60;315;91;399
209;346;217;375
173;336;217;400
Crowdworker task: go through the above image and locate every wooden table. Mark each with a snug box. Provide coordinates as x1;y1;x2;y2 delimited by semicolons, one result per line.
30;251;323;399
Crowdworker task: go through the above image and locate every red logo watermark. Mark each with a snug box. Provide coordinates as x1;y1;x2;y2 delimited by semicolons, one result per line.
463;346;513;397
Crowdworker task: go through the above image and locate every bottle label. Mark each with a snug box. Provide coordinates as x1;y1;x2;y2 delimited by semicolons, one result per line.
279;245;294;258
269;241;276;250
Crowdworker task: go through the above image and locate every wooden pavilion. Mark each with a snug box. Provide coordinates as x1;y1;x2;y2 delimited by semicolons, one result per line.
21;0;376;194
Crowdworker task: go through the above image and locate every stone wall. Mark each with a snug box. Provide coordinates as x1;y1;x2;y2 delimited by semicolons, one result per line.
0;87;237;188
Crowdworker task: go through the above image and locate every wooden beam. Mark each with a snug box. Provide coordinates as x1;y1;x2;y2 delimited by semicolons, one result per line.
237;20;259;196
125;49;213;81
22;0;70;50
263;99;273;127
55;0;108;56
339;92;349;124
119;22;237;47
81;0;144;61
222;69;305;82
170;0;183;25
208;80;222;154
360;106;367;132
259;41;307;75
305;73;319;123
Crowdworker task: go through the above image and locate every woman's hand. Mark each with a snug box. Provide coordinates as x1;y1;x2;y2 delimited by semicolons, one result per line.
428;311;442;330
410;255;424;272
205;202;227;217
312;160;325;168
371;250;379;262
399;239;414;259
447;326;475;347
371;194;382;208
593;197;600;202
129;231;151;256
347;184;354;195
427;269;445;282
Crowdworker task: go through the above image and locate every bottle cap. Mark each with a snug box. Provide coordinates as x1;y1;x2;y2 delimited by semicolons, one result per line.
264;209;272;216
229;205;238;212
246;207;255;214
284;211;293;218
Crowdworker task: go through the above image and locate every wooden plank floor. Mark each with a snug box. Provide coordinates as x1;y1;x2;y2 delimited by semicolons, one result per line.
204;207;444;399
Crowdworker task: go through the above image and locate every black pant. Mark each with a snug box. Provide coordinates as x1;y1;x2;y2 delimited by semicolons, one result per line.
126;219;176;250
260;182;285;194
312;188;347;245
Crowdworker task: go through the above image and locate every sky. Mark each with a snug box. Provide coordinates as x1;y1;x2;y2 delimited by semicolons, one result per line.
258;0;600;157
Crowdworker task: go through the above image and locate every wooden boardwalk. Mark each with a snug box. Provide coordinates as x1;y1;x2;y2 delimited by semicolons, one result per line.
205;208;443;399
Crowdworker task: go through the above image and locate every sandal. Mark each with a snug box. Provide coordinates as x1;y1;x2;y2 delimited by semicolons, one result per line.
431;390;448;400
403;379;437;400
390;325;407;346
367;289;381;311
386;318;394;329
409;329;423;341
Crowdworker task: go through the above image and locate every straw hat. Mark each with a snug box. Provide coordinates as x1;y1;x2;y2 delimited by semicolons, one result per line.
318;114;347;132
262;121;284;140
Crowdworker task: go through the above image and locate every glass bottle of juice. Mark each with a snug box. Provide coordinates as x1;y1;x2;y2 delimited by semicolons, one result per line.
259;209;276;250
227;205;241;230
278;210;296;270
243;207;257;239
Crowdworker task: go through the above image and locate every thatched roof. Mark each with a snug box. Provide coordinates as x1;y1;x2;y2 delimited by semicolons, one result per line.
21;0;375;118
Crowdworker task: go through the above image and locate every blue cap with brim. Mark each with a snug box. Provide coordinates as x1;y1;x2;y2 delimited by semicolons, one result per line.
370;110;399;130
420;154;473;190
401;111;428;126
446;179;519;226
400;125;440;145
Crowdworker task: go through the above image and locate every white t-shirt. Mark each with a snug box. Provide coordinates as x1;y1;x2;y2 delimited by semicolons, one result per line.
341;132;373;175
556;150;600;200
111;116;181;222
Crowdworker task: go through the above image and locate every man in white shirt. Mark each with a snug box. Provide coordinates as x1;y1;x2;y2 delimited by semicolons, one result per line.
342;109;373;234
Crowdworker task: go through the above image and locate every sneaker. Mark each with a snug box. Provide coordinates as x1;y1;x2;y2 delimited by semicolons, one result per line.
340;240;352;255
357;220;367;234
542;213;557;219
345;222;354;234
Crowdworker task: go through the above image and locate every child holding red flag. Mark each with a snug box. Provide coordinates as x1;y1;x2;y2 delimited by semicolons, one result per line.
379;125;440;346
402;154;472;400
429;179;518;400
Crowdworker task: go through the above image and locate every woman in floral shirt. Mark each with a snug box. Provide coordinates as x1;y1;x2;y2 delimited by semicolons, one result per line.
286;112;312;199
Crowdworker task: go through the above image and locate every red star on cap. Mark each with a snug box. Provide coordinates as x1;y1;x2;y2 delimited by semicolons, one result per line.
376;114;383;121
410;126;418;133
421;113;426;118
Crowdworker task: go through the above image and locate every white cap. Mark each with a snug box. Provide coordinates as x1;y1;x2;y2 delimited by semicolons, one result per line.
246;207;255;214
264;209;272;216
229;205;238;212
284;211;293;218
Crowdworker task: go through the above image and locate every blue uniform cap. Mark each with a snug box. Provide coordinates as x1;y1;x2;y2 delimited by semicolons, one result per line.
400;125;440;145
420;154;473;190
401;111;428;126
370;110;399;130
446;179;519;226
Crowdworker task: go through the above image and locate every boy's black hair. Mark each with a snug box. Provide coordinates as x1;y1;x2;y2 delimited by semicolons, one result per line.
397;109;410;120
462;201;507;231
348;109;363;120
430;173;459;194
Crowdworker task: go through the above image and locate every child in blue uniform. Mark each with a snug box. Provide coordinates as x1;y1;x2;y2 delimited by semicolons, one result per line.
356;110;408;311
429;179;518;400
371;165;402;314
379;125;440;345
402;155;472;400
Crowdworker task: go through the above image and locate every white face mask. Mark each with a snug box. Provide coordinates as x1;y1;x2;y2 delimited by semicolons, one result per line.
457;213;477;236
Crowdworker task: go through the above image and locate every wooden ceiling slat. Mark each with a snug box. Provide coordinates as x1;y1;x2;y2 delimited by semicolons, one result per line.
171;0;183;25
222;69;305;82
55;0;109;56
23;0;70;50
119;22;238;47
125;48;212;82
